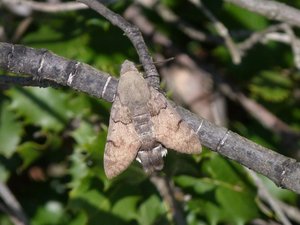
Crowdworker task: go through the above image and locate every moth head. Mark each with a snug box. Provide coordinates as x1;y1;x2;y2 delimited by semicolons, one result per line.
120;60;139;75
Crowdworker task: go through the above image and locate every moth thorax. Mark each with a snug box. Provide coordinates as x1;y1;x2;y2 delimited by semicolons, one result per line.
136;145;168;174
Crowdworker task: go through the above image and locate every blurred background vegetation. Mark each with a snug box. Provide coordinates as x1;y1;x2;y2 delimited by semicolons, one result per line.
0;0;300;224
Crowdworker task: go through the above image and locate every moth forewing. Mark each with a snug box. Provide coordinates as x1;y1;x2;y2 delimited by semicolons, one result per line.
104;98;142;179
149;88;202;154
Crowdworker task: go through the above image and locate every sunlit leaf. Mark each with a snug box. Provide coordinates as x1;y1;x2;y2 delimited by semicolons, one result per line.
136;195;166;225
17;142;43;171
8;87;70;132
0;101;22;158
32;201;64;225
112;196;140;221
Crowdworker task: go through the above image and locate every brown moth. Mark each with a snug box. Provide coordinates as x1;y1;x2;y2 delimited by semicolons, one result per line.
104;60;201;178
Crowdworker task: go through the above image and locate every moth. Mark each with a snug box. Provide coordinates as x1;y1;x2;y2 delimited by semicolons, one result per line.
104;60;201;178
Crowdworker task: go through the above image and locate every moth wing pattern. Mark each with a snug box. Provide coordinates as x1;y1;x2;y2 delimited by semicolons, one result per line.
147;86;167;116
110;95;131;124
150;88;202;154
104;97;142;179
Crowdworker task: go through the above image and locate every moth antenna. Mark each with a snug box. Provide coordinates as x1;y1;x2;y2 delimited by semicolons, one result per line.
136;57;175;69
153;57;175;65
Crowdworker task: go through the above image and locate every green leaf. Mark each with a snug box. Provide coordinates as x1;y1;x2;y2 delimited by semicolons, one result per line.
0;101;22;158
17;142;43;171
86;18;111;31
0;164;10;182
112;196;140;221
32;201;64;225
71;121;96;147
22;22;92;61
68;212;88;225
202;201;223;225
0;215;13;225
175;175;216;194
216;187;258;225
249;71;292;102
136;195;165;225
202;155;243;184
224;3;268;30
68;147;90;190
260;175;297;203
200;155;259;224
8;87;70;132
69;120;107;184
70;189;110;212
187;199;223;225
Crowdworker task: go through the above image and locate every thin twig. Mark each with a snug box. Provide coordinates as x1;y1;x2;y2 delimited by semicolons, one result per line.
247;169;292;225
1;0;88;13
220;83;300;139
0;202;26;225
78;0;160;89
0;26;7;42
238;24;287;52
264;32;291;44
189;0;241;64
250;219;281;225
150;2;210;43
237;23;300;68
281;25;300;70
150;174;187;225
12;17;33;43
224;0;300;28
0;182;29;225
278;201;300;223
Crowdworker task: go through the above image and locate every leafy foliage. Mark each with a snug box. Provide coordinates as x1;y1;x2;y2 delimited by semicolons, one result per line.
0;0;299;225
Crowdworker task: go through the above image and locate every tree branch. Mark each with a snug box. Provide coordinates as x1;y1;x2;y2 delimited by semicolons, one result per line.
1;42;300;194
0;42;117;102
0;75;61;88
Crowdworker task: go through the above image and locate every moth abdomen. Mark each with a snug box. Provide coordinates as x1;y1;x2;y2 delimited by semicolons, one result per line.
136;145;167;174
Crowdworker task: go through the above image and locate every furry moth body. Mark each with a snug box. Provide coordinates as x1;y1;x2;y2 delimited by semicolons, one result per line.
104;60;201;178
